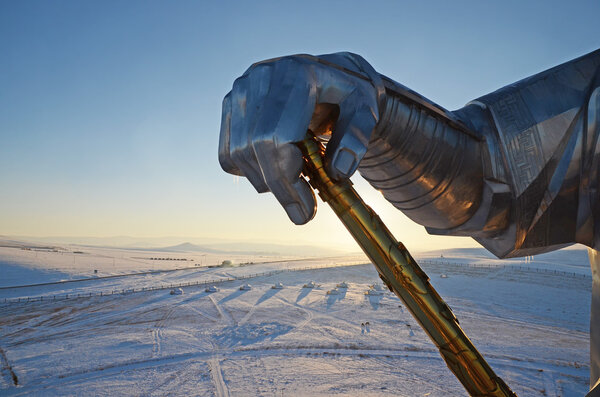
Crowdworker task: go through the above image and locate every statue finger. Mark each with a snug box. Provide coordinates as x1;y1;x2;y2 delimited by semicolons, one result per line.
250;61;318;224
218;92;242;176
324;92;378;180
228;74;270;192
270;175;317;225
255;140;316;224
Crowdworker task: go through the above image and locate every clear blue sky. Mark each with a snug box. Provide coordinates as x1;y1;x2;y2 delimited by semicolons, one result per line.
1;0;599;251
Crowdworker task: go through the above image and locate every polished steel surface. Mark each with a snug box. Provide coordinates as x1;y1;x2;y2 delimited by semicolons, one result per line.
219;53;381;225
359;84;484;230
590;248;600;389
219;49;600;392
299;136;516;396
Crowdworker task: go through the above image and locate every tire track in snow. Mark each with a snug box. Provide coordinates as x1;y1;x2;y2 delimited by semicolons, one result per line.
236;305;257;327
238;288;310;327
273;293;360;344
274;296;313;330
541;370;557;397
152;307;174;357
184;305;220;323
152;329;160;356
263;293;341;344
151;360;208;395
208;357;229;397
12;352;212;394
0;346;18;386
209;295;235;326
9;346;585;395
151;371;179;393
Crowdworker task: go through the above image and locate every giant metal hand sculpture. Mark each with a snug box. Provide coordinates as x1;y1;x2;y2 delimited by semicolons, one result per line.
219;53;381;225
219;50;600;394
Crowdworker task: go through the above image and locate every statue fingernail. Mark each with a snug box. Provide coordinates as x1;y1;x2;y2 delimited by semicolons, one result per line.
284;203;306;224
334;149;357;178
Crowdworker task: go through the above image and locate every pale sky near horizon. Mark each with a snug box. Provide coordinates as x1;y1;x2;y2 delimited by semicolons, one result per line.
1;1;599;252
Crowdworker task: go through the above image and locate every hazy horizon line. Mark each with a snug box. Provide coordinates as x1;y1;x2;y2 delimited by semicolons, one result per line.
0;234;364;253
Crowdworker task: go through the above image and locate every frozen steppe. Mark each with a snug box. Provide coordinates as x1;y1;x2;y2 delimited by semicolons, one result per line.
0;243;593;396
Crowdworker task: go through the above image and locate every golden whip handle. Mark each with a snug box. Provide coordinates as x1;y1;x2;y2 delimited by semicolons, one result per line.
298;137;516;397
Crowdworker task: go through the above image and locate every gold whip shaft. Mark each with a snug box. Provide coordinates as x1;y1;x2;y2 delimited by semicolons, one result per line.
299;137;516;397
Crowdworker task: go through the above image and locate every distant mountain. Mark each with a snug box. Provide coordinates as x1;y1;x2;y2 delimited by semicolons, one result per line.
4;235;349;257
158;241;347;257
160;242;225;254
0;238;62;251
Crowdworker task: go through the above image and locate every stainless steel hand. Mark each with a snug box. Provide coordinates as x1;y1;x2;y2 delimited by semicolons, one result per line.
219;53;380;224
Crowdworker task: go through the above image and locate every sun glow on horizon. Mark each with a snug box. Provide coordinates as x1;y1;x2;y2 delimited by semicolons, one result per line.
1;1;595;255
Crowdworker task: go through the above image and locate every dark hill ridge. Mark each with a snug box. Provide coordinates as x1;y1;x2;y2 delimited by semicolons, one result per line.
0;238;62;251
4;235;349;257
159;242;345;257
161;242;219;253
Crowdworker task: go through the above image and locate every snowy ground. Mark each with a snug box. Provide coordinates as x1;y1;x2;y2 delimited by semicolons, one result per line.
0;242;361;288
0;244;593;396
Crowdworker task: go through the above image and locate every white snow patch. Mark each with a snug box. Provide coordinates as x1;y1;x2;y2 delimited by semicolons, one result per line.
0;245;592;396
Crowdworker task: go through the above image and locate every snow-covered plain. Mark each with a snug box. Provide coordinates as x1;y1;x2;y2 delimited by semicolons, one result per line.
0;243;593;396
